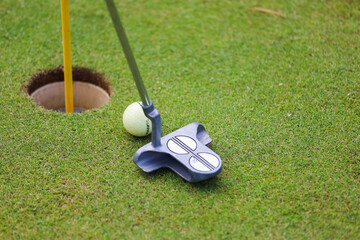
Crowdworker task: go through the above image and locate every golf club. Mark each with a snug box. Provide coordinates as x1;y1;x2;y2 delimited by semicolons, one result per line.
105;0;222;182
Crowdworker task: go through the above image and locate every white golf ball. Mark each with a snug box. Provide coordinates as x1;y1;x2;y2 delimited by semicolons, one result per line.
123;102;152;137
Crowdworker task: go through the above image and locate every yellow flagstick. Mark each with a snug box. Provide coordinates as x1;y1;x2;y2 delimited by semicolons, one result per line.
60;0;74;113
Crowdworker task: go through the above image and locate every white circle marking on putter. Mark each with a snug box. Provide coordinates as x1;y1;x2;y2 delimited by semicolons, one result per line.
189;157;210;172
176;136;197;150
167;139;188;154
198;153;220;168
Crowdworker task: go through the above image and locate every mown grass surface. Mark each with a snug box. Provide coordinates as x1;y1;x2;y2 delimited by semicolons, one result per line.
1;0;359;239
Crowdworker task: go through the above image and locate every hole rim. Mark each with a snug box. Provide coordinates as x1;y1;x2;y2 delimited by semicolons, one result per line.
24;66;112;112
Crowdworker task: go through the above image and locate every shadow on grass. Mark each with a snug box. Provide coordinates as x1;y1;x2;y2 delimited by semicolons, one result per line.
137;167;224;193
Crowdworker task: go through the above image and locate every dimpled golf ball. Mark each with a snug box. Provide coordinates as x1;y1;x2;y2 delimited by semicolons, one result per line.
123;102;152;137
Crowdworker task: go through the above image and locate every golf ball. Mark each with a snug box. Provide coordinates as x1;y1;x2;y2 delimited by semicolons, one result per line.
123;102;152;137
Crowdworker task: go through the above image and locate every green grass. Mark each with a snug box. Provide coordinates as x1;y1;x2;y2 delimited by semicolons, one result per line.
1;0;359;238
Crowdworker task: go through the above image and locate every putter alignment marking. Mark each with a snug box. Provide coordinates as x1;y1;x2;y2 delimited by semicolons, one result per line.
167;136;219;172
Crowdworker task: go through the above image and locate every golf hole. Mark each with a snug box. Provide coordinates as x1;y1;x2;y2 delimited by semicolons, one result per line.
25;66;111;112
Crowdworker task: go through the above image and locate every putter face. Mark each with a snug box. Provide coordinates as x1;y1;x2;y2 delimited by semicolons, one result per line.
133;122;222;182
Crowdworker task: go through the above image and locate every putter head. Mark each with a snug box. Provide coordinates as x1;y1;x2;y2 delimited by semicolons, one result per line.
133;122;222;182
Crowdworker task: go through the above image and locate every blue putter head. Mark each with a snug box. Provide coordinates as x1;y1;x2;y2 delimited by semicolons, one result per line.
133;102;222;183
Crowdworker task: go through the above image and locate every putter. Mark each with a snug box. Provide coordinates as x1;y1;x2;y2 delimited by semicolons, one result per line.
105;0;222;182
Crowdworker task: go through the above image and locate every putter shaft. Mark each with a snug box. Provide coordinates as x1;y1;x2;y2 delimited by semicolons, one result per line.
105;0;150;106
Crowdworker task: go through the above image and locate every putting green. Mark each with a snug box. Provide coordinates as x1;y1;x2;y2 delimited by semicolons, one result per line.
1;0;359;239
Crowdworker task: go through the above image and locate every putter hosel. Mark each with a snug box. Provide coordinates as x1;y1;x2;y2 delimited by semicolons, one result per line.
141;102;161;147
